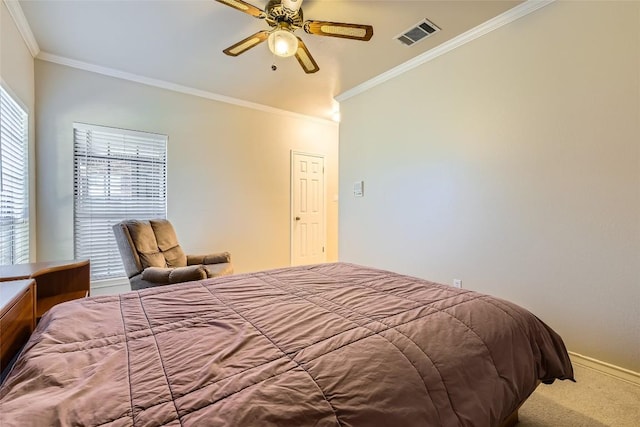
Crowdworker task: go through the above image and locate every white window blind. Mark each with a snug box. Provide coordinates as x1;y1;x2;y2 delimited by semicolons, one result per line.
0;86;29;265
74;123;167;281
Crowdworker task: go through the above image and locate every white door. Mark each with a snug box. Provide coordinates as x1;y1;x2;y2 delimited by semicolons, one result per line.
291;152;326;265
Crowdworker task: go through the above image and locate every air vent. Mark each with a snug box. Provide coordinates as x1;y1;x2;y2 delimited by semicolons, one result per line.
395;19;440;47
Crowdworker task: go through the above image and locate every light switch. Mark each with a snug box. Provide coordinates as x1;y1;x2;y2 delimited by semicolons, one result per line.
353;181;364;197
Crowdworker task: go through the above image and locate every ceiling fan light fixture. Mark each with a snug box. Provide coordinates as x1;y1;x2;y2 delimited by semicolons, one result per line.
268;28;299;57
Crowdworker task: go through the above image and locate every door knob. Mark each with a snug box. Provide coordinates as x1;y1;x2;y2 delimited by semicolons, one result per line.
295;216;301;221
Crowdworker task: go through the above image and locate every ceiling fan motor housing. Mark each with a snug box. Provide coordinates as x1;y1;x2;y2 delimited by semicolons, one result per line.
265;0;303;30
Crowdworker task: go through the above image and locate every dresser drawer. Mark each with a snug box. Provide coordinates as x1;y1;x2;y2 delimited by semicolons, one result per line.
1;280;35;372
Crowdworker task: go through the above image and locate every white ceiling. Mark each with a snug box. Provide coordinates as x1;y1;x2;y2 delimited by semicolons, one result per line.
17;0;522;120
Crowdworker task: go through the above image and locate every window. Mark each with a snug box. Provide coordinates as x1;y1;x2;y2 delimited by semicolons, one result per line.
0;85;29;265
74;123;167;281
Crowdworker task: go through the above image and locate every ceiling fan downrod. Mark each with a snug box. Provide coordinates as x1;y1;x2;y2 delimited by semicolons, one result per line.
281;0;303;13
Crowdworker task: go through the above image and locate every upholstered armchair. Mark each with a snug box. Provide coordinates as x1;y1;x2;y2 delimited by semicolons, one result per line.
112;219;233;290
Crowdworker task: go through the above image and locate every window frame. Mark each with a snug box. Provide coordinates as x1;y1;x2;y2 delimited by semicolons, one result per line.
73;122;168;282
0;82;30;265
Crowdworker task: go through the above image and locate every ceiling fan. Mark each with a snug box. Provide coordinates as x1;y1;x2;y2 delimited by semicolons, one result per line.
215;0;374;74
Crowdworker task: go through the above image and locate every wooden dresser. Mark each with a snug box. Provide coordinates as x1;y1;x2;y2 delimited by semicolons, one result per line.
0;259;90;320
0;279;36;373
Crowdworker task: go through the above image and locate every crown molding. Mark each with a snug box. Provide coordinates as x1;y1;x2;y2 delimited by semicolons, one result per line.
335;0;554;103
2;0;331;124
3;0;40;57
36;52;335;126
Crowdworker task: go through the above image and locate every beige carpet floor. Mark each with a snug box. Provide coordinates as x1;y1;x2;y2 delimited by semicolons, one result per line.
518;363;640;426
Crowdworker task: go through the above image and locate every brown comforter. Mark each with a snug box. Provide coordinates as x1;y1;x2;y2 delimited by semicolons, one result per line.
0;263;573;426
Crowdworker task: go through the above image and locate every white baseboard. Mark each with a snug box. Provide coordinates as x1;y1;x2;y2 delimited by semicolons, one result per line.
569;351;640;386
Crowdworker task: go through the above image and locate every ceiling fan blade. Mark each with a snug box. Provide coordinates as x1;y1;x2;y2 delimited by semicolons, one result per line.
295;37;319;74
214;0;266;19
223;30;270;56
303;21;373;41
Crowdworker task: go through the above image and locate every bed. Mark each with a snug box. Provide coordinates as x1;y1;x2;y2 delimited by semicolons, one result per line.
0;262;573;426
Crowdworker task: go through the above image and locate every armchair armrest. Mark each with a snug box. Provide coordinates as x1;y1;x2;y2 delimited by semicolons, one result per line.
187;252;231;266
142;265;207;284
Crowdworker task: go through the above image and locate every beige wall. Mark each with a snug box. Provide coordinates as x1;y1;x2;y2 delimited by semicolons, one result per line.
339;1;639;371
35;60;339;278
1;1;36;260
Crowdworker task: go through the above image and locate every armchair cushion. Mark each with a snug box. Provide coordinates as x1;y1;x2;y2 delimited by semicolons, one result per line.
187;252;231;266
126;220;166;269
142;265;207;284
150;219;187;267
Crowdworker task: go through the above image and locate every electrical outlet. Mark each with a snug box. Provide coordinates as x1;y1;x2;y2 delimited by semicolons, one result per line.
453;279;462;289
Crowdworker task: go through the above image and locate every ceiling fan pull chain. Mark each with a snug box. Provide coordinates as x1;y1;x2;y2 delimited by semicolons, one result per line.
271;51;278;71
